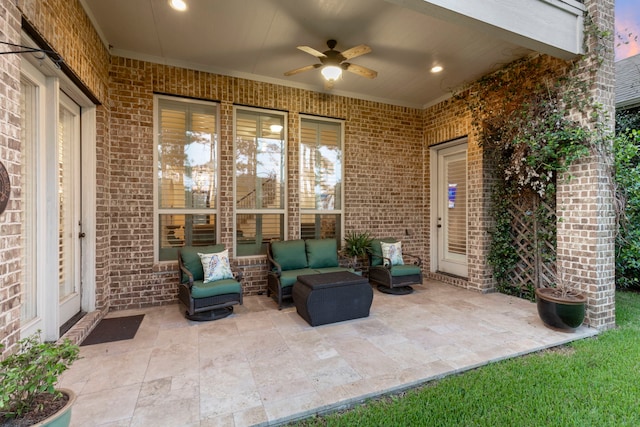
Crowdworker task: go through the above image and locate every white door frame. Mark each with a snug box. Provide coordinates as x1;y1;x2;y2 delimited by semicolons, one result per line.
21;34;97;341
430;138;469;278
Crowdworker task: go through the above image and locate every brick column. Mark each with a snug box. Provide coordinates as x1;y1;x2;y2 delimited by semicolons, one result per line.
0;0;22;354
557;0;616;330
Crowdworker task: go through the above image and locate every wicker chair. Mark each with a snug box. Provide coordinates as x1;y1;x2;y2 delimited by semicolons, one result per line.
367;238;422;294
177;245;243;321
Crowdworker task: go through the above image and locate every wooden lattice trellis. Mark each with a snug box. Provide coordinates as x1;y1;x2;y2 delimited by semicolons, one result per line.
506;190;556;297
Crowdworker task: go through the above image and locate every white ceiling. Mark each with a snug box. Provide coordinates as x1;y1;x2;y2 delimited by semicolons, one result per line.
80;0;535;108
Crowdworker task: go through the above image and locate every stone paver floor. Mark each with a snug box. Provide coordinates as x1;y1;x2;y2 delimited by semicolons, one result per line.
60;280;597;426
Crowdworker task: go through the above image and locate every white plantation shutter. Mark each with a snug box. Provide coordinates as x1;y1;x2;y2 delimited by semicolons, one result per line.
234;107;286;256
156;96;219;260
299;118;343;241
447;159;467;255
58;103;76;302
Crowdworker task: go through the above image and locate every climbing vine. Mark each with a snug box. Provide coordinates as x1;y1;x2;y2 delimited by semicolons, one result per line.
456;16;614;299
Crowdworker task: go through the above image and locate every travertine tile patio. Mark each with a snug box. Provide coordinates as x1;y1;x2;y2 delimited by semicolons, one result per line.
59;280;597;426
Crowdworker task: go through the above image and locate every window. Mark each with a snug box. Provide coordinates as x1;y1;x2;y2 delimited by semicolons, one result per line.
300;117;343;243
234;107;286;256
155;95;219;261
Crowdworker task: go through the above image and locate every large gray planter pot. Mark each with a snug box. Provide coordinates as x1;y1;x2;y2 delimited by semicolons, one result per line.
535;287;586;331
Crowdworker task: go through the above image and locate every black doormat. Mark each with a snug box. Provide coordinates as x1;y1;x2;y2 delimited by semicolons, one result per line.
81;314;145;346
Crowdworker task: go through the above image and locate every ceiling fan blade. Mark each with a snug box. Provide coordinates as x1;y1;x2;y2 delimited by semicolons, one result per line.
344;63;378;79
297;45;327;58
340;44;371;60
284;64;320;76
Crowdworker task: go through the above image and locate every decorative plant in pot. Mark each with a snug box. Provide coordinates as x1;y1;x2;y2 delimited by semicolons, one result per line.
535;269;586;332
1;332;80;427
343;231;373;271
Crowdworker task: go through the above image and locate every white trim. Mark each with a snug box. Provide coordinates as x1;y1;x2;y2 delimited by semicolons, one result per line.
384;0;585;59
42;75;60;341
81;107;97;312
20;61;47;338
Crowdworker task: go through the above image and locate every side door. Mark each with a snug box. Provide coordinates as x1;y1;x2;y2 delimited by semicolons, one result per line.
433;141;468;277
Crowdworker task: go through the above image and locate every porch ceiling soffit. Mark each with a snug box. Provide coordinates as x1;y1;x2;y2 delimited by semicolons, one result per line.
386;0;586;60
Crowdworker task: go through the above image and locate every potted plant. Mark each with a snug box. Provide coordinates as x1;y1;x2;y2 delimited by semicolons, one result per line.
535;269;586;331
343;231;373;270
1;332;80;426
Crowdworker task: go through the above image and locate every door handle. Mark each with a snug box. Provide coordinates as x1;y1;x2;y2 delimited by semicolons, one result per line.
79;232;86;238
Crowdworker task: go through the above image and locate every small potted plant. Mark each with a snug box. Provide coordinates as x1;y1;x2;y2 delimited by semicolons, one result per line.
535;269;586;331
343;231;373;270
1;332;80;426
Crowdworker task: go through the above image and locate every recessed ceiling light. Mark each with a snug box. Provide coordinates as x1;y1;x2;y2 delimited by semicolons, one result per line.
431;65;443;73
169;0;187;11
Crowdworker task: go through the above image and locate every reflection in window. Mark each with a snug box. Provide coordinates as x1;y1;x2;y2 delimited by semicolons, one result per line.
300;117;343;243
156;96;218;261
235;108;286;255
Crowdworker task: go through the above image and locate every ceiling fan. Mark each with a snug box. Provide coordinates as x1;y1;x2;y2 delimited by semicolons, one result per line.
284;39;378;89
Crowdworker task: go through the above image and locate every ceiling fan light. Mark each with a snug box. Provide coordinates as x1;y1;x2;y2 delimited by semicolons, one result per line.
270;124;283;133
169;0;187;11
321;65;342;81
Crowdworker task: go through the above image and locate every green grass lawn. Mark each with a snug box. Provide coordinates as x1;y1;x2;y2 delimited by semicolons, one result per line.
293;291;640;427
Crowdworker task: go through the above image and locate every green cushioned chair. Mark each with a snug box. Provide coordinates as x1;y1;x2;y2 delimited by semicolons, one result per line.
368;238;423;295
177;245;243;321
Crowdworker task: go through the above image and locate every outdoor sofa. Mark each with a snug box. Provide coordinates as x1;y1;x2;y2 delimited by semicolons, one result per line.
266;238;354;309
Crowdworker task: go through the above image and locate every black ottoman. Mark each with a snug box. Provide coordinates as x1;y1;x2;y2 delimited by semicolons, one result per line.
292;271;374;326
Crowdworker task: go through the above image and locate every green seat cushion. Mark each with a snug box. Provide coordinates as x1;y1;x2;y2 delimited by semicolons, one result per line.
279;268;317;288
180;245;225;283
306;239;339;268
271;240;308;271
191;278;241;299
390;264;421;277
370;238;398;267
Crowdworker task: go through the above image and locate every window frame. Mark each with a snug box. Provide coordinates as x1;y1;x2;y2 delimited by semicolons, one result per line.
233;106;288;257
299;115;345;244
153;94;221;262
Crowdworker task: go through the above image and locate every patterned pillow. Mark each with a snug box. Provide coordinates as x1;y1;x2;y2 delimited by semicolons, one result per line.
199;250;233;283
380;241;404;266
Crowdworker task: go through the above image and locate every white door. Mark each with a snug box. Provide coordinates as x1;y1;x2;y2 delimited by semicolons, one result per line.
58;92;82;327
434;141;468;277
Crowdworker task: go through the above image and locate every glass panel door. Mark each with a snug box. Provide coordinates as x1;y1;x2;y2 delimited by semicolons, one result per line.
58;92;82;326
436;142;468;277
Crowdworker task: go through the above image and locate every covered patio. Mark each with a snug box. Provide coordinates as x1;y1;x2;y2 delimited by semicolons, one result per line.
60;282;597;426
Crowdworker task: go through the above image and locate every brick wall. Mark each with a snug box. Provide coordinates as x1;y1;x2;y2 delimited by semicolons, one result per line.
0;0;22;355
108;59;424;309
19;0;110;102
556;0;616;330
